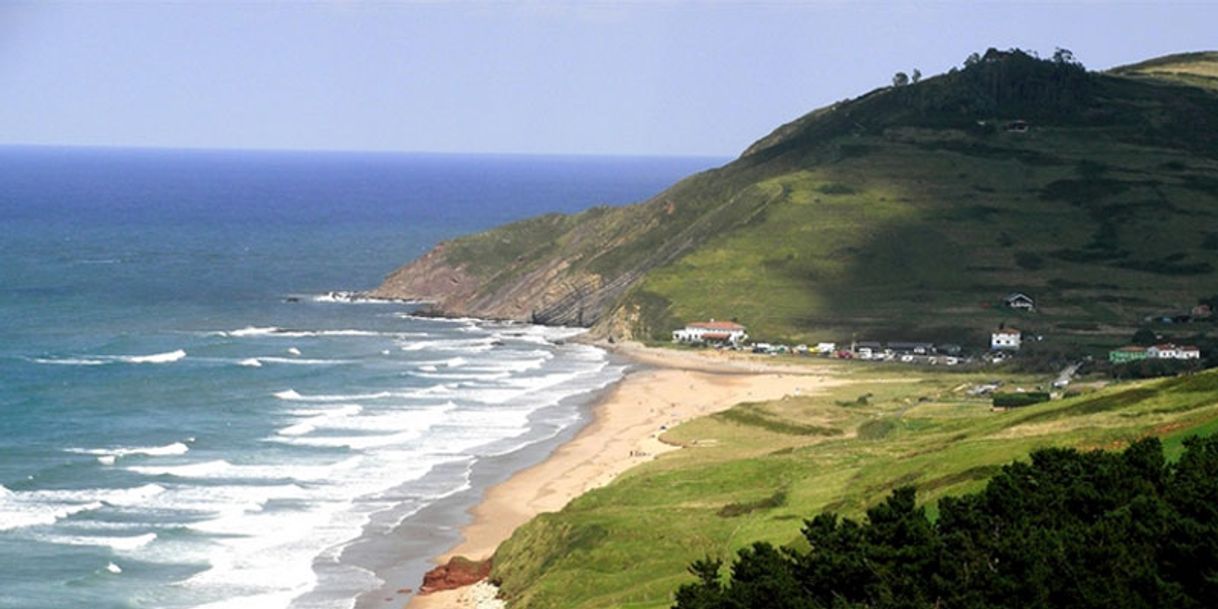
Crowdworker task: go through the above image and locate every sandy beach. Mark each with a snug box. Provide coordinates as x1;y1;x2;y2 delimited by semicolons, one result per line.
409;343;843;609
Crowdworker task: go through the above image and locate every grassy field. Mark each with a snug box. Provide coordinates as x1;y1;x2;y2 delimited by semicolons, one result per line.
488;363;1218;609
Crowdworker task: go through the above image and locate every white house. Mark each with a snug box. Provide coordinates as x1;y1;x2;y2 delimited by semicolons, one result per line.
1004;292;1036;311
672;320;748;345
991;327;1022;351
815;342;837;354
1146;343;1202;360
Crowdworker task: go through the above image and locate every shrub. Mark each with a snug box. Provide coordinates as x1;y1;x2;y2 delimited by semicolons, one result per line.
992;391;1051;407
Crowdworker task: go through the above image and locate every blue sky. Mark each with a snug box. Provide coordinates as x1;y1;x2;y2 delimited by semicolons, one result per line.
2;1;1216;156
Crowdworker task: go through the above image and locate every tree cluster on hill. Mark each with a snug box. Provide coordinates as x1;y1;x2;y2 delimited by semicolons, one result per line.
674;435;1218;609
901;47;1093;122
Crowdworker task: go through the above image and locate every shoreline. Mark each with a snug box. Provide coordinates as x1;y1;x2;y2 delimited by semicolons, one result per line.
406;342;843;609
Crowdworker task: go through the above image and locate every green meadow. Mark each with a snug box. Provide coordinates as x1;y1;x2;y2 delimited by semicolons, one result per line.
488;363;1218;609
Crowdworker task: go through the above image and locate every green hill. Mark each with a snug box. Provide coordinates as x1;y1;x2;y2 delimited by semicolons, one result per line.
373;48;1218;352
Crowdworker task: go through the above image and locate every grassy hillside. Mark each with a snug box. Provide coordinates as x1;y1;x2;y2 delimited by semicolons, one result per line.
488;365;1218;609
378;49;1218;354
617;50;1218;348
1110;51;1218;91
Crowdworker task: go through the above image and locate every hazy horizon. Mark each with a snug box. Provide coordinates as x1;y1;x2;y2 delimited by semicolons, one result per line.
3;1;1217;156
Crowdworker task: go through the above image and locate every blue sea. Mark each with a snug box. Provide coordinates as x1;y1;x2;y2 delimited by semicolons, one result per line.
0;147;721;609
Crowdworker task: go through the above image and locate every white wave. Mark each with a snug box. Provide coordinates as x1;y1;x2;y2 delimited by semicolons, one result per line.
273;389;392;402
121;350;186;364
493;332;552;345
419;364;438;372
116;483;311;520
100;484;168;506
310;291;422;304
31;357;108;366
43;532;158;552
399;337;496;352
283;422;320;437
413;371;512;381
285;404;363;417
0;491;104;531
32;350;186;366
106;562;122;574
216;325;388;338
67;442;190;461
97;455;117;465
271;404;457;450
306;402;457;432
276;402;371;436
396;383;458;398
127;457;362;482
461;357;550;374
255;357;351;366
222;326;281;337
238;358;263;367
128;460;233;478
274;430;425;450
287;347;302;356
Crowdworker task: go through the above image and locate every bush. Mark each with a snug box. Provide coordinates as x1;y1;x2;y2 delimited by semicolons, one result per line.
1113;358;1203;379
992;391;1051;407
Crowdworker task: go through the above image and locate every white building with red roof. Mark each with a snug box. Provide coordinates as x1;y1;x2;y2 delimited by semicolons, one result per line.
672;320;748;346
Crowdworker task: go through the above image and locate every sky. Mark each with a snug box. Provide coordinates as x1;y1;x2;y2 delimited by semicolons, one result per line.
2;1;1216;157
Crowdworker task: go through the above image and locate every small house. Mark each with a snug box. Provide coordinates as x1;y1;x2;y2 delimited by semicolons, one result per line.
1109;345;1149;364
672;320;748;346
991;327;1022;351
1004;292;1036;311
855;341;883;360
815;342;837;354
1146;343;1202;360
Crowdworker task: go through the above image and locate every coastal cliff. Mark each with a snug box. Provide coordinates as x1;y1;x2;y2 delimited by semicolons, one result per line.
376;50;1218;345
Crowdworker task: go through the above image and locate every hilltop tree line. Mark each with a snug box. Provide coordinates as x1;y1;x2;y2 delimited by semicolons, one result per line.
674;435;1218;609
880;47;1094;125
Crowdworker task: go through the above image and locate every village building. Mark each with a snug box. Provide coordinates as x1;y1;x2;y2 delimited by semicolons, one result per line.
1109;345;1149;364
991;327;1022;351
854;341;884;360
1111;343;1202;362
671;320;748;346
1146;343;1202;360
888;341;935;355
815;342;837;354
1004;292;1036;311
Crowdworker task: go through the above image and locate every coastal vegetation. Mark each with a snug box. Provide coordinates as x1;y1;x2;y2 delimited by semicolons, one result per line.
486;365;1218;609
376;48;1218;358
673;434;1218;609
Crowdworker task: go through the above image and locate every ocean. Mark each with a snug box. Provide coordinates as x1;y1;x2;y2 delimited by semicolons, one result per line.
0;147;722;609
